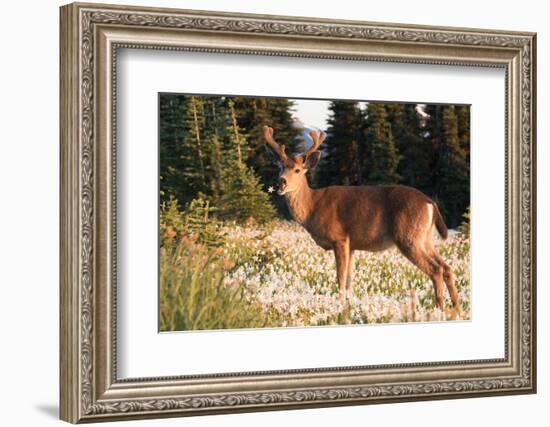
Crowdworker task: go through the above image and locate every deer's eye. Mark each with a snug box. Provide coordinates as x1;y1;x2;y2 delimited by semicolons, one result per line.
295;169;300;174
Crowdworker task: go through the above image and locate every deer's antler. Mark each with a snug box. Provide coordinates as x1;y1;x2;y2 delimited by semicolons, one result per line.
303;129;326;158
263;125;288;161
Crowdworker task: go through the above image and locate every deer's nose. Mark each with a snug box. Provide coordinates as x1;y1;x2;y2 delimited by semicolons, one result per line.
279;177;287;189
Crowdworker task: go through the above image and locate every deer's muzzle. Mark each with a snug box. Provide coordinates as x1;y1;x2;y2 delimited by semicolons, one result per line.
277;178;287;196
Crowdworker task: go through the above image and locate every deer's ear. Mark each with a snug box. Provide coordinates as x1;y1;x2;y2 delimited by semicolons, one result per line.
303;151;321;170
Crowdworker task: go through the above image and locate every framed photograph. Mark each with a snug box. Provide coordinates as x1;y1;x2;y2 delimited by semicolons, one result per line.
60;2;537;423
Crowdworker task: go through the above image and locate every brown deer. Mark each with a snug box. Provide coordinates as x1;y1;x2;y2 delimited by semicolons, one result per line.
263;125;459;310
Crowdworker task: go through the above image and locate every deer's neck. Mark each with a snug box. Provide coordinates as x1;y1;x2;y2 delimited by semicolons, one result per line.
284;184;315;225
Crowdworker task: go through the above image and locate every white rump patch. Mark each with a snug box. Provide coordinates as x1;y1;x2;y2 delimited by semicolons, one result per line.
426;203;434;228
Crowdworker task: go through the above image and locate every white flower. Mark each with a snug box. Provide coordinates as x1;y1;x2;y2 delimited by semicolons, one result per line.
220;219;470;326
267;186;275;193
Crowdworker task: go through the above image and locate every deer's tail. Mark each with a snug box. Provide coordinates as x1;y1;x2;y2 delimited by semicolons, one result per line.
433;203;448;240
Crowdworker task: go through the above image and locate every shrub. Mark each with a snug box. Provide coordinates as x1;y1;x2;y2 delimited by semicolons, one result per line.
160;195;225;249
458;206;471;236
217;161;276;224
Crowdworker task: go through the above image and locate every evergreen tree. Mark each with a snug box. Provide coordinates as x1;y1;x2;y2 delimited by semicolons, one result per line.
177;96;209;203
159;94;188;202
201;96;233;200
159;94;220;205
424;105;469;227
386;103;431;191
455;105;470;163
204;132;223;199
217;100;276;223
318;101;363;186
218;163;276;224
361;103;401;184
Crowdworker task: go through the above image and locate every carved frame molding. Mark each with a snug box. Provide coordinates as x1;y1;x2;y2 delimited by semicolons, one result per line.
60;2;536;423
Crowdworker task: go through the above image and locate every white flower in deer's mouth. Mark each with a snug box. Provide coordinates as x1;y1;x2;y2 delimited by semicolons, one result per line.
267;186;275;194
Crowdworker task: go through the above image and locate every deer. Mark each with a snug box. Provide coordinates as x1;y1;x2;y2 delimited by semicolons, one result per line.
263;125;459;311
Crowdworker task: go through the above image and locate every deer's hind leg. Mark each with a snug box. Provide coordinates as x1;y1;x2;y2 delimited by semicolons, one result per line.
396;242;447;311
346;250;354;299
426;241;459;308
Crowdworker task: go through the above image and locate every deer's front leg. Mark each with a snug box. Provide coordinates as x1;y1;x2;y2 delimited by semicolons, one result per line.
333;241;350;304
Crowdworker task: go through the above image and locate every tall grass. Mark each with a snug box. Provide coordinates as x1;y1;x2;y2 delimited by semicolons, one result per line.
159;237;275;331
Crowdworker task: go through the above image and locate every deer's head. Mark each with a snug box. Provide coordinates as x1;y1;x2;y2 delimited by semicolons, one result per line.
263;125;325;196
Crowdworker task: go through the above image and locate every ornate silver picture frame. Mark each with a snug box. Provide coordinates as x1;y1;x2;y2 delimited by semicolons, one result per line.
60;2;536;423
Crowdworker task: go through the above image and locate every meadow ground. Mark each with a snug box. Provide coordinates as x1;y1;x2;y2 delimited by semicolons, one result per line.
160;220;470;331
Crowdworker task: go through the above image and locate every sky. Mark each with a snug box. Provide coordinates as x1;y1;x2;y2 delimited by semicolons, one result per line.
291;98;369;130
291;99;331;129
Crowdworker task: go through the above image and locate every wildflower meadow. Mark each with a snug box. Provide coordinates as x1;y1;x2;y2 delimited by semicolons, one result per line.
159;200;470;332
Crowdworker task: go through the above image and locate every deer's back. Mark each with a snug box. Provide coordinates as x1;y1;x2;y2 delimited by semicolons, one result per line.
307;185;436;251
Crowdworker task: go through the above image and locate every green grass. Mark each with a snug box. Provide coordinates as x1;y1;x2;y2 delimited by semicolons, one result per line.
159;237;281;331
